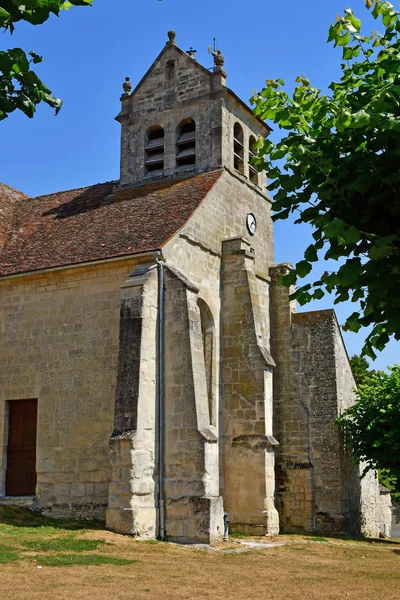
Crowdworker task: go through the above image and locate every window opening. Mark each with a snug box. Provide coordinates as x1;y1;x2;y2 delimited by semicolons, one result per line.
176;119;196;168
166;59;175;83
249;135;259;185
145;126;164;173
233;122;244;174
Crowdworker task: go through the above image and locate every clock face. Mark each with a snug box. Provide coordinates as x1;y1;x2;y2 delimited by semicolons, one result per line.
246;212;257;236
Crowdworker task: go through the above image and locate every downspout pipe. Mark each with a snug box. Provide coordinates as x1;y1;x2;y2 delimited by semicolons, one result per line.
155;254;166;540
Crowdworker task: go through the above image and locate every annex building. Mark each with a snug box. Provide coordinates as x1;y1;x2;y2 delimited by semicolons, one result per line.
0;32;389;542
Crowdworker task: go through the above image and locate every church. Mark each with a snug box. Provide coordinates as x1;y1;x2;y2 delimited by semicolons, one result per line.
0;32;387;542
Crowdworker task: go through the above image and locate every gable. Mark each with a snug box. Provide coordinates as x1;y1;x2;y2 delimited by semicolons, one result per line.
119;44;215;120
0;171;222;277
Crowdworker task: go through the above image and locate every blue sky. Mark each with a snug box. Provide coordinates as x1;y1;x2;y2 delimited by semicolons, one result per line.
1;0;398;369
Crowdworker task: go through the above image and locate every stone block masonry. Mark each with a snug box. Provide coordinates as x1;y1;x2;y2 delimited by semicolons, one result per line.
106;263;158;538
106;262;224;543
270;263;380;536
0;258;139;518
163;267;223;543
222;238;279;535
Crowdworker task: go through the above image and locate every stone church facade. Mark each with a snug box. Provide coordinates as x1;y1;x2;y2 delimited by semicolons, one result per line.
0;32;385;542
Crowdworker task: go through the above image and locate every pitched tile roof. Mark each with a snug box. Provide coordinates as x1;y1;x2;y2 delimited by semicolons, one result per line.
0;170;222;277
0;183;28;252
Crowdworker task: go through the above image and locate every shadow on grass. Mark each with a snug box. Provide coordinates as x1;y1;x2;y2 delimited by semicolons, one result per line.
0;506;104;531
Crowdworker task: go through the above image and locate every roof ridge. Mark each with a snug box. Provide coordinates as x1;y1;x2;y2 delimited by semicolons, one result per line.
0;182;29;199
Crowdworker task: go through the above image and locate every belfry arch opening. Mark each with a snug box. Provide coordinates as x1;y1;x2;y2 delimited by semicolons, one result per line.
233;122;244;174
249;135;259;185
145;126;165;173
176;118;196;168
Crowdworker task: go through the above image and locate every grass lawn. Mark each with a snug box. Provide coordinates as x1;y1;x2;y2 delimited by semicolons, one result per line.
0;507;399;600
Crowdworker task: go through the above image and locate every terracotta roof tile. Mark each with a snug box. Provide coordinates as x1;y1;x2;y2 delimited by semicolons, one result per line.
0;183;28;253
0;170;222;277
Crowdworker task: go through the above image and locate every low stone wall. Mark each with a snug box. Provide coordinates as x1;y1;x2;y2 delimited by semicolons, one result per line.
377;487;392;537
392;500;400;525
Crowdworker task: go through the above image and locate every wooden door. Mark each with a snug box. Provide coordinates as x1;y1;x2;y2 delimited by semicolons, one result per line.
6;399;37;496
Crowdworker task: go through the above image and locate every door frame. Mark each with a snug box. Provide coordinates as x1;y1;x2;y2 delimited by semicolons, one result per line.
1;399;38;497
0;401;10;496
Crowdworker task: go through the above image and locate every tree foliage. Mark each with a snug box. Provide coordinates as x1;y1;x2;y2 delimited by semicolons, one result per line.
337;365;400;492
251;1;400;359
350;353;379;385
0;1;92;120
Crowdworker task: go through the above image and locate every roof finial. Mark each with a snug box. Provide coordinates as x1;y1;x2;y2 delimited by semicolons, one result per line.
213;49;224;69
186;47;197;59
122;76;132;98
208;40;226;74
167;30;176;45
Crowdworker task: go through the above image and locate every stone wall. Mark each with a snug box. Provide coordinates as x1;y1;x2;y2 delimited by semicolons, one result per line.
118;43;225;185
163;268;223;543
377;487;392;537
118;41;268;191
0;257;139;518
392;501;400;522
163;171;275;510
106;263;158;537
221;238;278;535
270;267;380;536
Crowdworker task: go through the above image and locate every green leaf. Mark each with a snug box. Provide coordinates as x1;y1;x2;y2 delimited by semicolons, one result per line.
372;2;383;19
342;226;361;245
337;260;362;286
0;7;10;27
313;288;325;300
16;93;36;118
281;270;297;287
324;218;346;239
29;50;43;64
304;244;319;262
350;109;371;128
342;46;354;60
336;32;351;47
296;260;312;278
348;13;362;33
336;109;352;132
270;145;288;160
369;245;393;260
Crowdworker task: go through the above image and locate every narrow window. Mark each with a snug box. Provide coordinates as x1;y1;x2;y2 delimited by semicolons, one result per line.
198;300;215;426
144;126;164;174
176;119;196;168
249;135;259;185
233;123;244;174
166;59;175;83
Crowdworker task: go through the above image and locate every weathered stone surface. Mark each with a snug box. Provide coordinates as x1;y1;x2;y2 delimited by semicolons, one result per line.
106;265;158;538
0;258;138;517
270;268;381;536
0;36;382;542
221;238;278;535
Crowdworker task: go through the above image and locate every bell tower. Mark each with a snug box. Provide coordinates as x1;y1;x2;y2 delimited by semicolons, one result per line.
116;31;270;189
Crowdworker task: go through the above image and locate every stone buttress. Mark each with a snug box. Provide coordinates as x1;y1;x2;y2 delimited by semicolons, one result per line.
106;263;158;538
221;238;279;535
106;262;223;542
